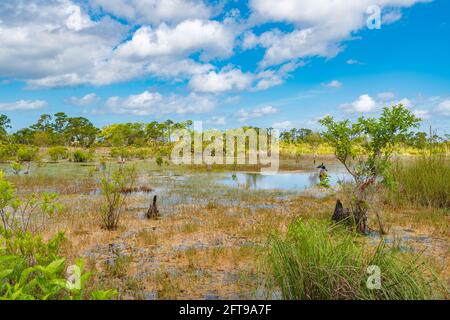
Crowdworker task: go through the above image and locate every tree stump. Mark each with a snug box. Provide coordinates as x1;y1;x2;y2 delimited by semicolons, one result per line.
146;195;159;219
332;199;368;234
332;200;350;223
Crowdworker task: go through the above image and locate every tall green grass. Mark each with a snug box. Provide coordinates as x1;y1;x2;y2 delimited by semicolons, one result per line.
386;156;450;208
268;220;445;300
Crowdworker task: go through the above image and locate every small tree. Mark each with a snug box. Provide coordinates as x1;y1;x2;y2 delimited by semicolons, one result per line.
319;105;420;233
100;166;137;230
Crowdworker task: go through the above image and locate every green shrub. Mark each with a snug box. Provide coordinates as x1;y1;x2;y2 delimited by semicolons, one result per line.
48;147;68;162
386;156;450;208
0;144;19;162
156;156;163;167
110;147;131;160
17;146;39;162
0;170;116;300
268;219;445;300
72;150;90;163
100;166;137;230
0;229;117;300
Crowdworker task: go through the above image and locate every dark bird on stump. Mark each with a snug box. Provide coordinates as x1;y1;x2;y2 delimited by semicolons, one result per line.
317;163;328;171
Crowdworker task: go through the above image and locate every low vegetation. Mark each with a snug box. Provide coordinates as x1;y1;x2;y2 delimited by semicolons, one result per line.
269;220;445;300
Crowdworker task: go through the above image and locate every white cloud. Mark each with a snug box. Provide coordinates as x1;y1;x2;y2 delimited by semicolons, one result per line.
90;0;214;25
104;91;215;115
189;67;253;93
397;97;414;108
0;1;224;88
116;20;234;61
0;1;127;86
0;0;432;91
248;0;427;66
272;121;293;129
436;99;450;116
0;100;47;111
341;94;377;113
322;80;342;88
237;105;279;122
67;93;99;106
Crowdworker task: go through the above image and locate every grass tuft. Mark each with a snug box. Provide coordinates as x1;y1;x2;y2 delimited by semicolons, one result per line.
268;219;446;300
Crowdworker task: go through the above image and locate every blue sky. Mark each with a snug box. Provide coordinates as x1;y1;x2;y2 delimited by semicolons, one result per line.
0;0;449;135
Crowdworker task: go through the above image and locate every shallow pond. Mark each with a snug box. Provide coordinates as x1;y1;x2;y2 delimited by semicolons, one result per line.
219;171;351;191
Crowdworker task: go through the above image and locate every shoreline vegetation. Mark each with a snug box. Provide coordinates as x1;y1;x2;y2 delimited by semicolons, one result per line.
0;108;449;300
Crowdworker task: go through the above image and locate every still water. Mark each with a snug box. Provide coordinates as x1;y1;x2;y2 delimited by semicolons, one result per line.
220;171;351;191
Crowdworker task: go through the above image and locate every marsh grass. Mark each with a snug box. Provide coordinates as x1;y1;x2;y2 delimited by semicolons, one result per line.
386;156;450;208
268;219;445;300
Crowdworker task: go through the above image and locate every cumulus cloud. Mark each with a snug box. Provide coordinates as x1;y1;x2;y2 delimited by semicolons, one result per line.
189;67;253;93
0;0;127;86
116;20;235;61
66;93;100;106
104;91;216;116
247;0;427;66
237;105;279;122
341;94;377;113
90;0;214;25
0;1;226;88
0;0;431;92
0;100;47;111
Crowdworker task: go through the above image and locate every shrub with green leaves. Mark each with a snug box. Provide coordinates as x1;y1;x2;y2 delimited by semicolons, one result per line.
48;147;68;162
72;150;90;163
100;166;137;230
268;219;446;300
0;229;117;300
17;146;39;162
0;144;18;162
0;171;62;234
0;170;116;300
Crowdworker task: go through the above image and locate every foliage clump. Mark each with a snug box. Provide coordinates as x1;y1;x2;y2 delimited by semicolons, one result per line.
320;105;420;233
269;219;446;300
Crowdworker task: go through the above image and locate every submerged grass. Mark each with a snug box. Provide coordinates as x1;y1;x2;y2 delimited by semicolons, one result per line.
386;156;450;208
268;219;446;300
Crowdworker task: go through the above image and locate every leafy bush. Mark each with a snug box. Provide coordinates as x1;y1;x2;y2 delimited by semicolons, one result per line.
268;219;445;300
100;166;137;230
110;147;131;161
17;146;39;162
0;144;19;162
0;171;62;234
156;156;163;167
72;150;90;163
0;229;117;300
0;170;116;300
48;147;68;162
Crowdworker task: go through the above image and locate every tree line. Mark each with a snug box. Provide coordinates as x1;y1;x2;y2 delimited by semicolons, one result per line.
0;113;447;150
